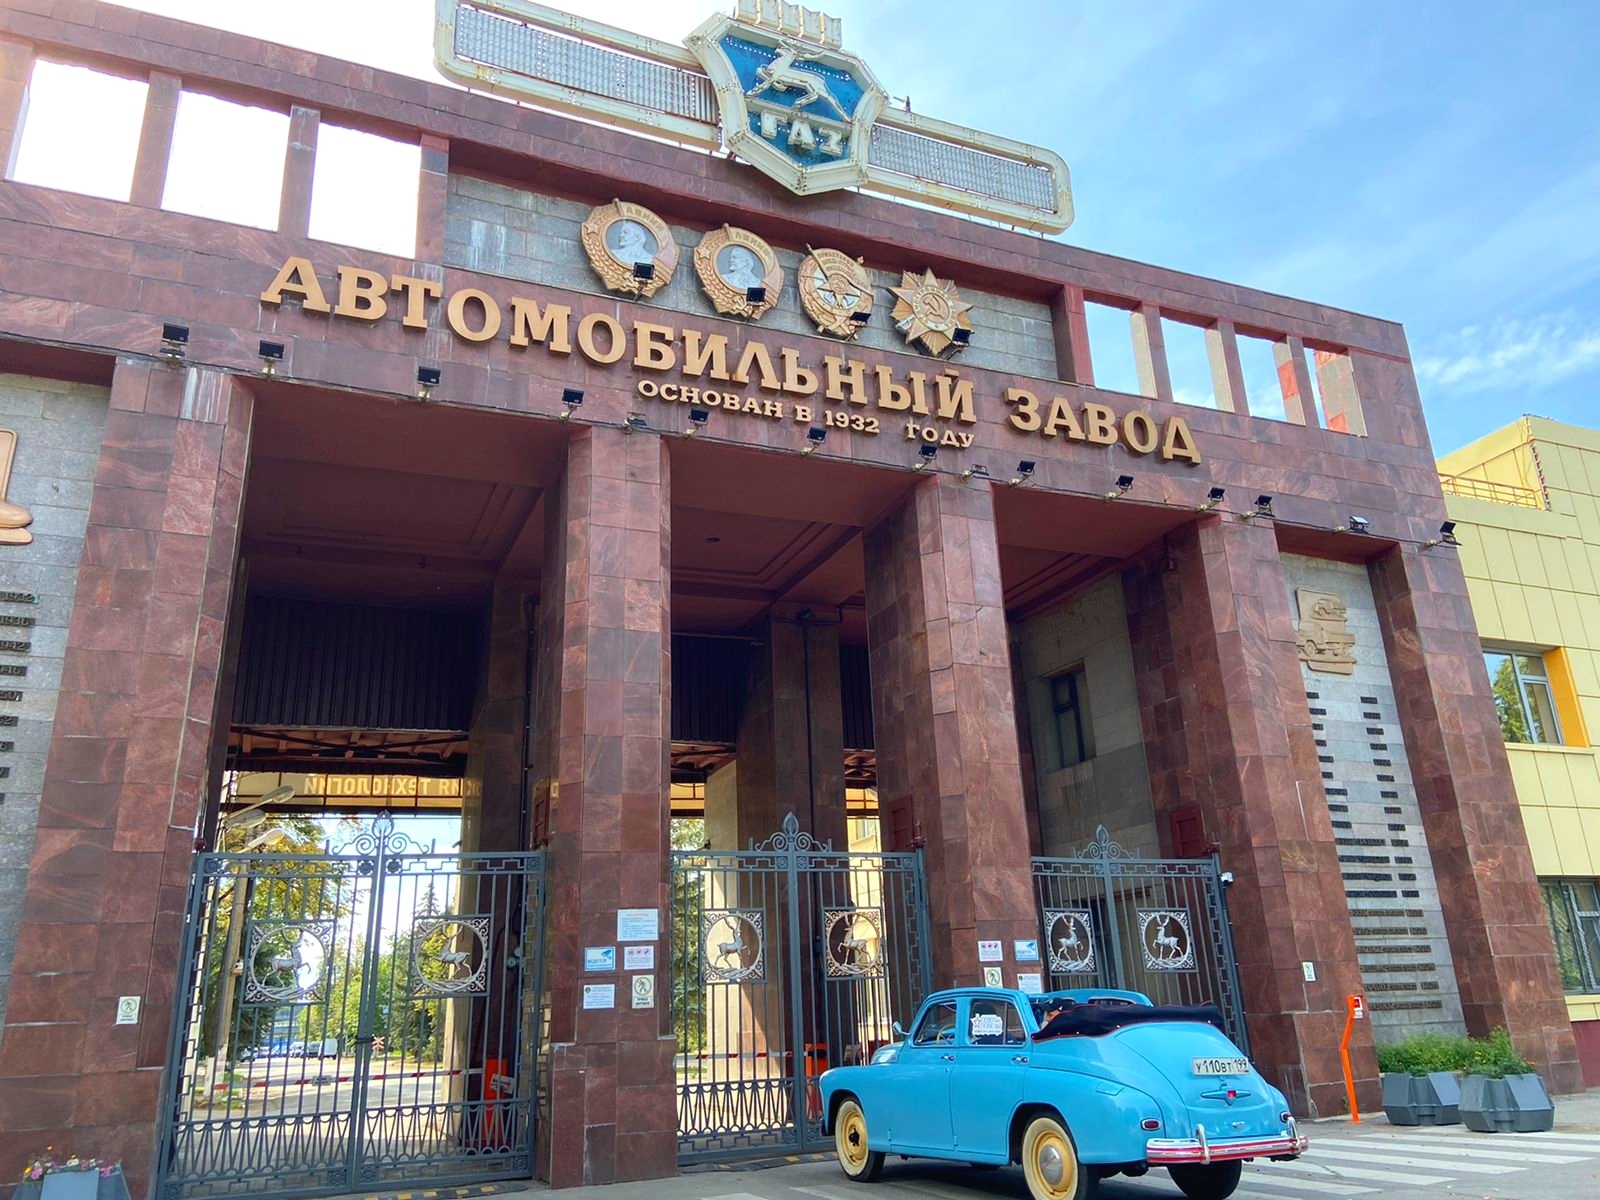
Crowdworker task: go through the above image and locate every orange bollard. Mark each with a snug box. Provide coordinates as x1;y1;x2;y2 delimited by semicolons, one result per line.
1340;994;1365;1122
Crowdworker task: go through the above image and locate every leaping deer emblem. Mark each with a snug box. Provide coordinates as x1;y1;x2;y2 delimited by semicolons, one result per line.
748;40;850;121
715;924;748;967
1056;921;1082;958
1152;916;1185;962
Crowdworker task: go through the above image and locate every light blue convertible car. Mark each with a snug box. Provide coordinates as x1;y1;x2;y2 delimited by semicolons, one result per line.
818;987;1306;1200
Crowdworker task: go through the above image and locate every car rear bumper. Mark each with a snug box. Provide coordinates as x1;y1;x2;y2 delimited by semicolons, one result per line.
1146;1124;1308;1165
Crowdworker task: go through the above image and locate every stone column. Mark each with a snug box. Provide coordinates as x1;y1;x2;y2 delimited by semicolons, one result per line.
0;362;252;1192
862;476;1036;987
462;577;535;856
1123;516;1377;1117
1370;546;1583;1092
532;426;675;1186
735;605;846;850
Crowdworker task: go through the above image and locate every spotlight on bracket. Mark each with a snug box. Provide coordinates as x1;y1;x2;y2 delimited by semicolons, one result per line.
257;339;285;376
559;387;584;421
159;322;189;365
951;327;972;345
1422;520;1460;550
959;463;990;482
802;425;827;456
1008;459;1037;487
912;442;938;472
632;261;655;283
1105;473;1135;501
416;365;441;400
745;286;766;305
1334;514;1371;535
1197;485;1226;513
624;413;649;434
850;311;872;326
1241;494;1275;521
684;407;711;437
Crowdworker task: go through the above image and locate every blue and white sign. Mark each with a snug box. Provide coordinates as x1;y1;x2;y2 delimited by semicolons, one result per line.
584;945;617;973
1014;938;1040;963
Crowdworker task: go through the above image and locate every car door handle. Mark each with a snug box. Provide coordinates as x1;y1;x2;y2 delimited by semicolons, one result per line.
1011;1055;1029;1064
940;1054;955;1062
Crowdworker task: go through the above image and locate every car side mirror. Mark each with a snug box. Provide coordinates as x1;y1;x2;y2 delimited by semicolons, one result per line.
891;1020;907;1039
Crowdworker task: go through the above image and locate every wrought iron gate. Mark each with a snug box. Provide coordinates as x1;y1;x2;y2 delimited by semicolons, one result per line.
1033;826;1248;1051
157;817;546;1200
671;814;931;1163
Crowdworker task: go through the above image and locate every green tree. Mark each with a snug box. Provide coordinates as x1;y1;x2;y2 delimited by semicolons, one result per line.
1489;654;1530;743
670;819;707;1056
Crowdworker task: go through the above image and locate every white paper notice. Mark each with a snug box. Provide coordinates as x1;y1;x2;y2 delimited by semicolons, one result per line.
977;939;1003;963
1018;972;1043;995
624;944;655;970
582;983;615;1010
632;975;655;1009
617;908;660;943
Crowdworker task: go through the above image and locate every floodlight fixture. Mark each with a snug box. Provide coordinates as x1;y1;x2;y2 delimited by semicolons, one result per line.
559;387;584;420
850;311;872;325
624;413;649;434
258;340;285;375
1241;494;1275;521
632;261;655;282
1335;514;1371;535
951;327;972;345
160;322;189;364
1197;485;1226;513
684;407;711;437
1105;473;1135;500
1008;459;1037;487
745;286;766;304
912;442;938;472
416;365;441;400
1422;520;1461;550
959;463;990;482
802;425;827;456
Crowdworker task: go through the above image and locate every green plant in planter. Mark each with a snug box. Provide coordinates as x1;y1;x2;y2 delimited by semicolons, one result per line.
1461;1028;1534;1080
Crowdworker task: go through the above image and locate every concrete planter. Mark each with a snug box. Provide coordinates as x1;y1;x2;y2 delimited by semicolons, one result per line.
1459;1073;1555;1133
1381;1071;1461;1125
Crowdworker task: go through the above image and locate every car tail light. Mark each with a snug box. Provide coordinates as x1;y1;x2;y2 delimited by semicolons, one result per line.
1140;1118;1161;1131
1279;1110;1291;1122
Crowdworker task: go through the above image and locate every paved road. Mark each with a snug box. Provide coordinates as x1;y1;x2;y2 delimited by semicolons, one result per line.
495;1095;1600;1200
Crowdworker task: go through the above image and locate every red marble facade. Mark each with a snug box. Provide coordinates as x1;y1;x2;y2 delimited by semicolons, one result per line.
0;362;251;1196
532;427;677;1186
863;477;1038;986
1124;518;1379;1116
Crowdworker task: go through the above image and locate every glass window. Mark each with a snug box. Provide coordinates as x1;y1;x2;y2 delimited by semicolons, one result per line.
1542;880;1600;993
966;998;1027;1046
1051;667;1093;768
1484;649;1563;745
912;1000;958;1046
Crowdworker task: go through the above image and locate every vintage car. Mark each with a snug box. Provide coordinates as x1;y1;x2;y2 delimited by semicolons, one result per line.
818;987;1306;1200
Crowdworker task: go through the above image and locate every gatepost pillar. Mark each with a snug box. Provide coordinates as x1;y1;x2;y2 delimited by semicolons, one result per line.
861;476;1038;990
532;426;676;1185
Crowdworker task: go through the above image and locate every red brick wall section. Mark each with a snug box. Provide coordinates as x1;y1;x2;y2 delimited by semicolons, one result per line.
1368;544;1585;1093
0;361;252;1196
1123;517;1379;1117
863;476;1037;987
533;426;676;1187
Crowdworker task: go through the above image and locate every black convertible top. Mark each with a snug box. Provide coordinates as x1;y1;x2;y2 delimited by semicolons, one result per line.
1032;1001;1228;1040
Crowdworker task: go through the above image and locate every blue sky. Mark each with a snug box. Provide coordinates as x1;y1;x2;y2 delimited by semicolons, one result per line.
73;1;1600;457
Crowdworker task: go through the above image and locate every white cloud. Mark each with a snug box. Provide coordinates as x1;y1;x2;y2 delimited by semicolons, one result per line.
1414;312;1600;395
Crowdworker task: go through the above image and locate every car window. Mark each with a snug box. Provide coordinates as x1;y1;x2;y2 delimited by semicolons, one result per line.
966;998;1027;1046
912;1000;959;1046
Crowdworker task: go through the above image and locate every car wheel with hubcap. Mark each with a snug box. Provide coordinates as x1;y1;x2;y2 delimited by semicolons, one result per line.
1021;1114;1095;1200
834;1098;884;1182
1167;1160;1243;1200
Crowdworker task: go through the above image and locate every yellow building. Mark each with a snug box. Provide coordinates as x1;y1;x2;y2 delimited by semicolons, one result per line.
1441;416;1600;1084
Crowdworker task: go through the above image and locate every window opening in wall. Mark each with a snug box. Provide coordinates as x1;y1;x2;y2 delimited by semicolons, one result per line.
1082;300;1142;397
1051;666;1093;769
1236;332;1288;422
1542;879;1600;993
1160;317;1218;409
1485;648;1563;744
308;124;421;257
9;60;148;200
162;91;289;231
